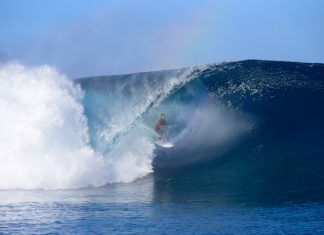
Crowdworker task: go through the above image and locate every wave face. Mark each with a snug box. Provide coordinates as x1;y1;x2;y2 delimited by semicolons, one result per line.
1;60;323;192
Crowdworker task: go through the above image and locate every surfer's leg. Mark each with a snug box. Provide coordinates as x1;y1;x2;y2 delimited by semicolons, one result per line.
161;132;166;142
156;129;163;140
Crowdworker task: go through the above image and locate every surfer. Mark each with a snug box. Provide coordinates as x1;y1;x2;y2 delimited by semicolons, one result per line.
155;113;171;141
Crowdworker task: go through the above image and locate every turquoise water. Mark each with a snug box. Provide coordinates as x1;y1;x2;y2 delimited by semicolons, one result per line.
1;176;324;234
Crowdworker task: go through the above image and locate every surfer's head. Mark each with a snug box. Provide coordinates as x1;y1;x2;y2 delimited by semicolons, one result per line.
161;113;165;119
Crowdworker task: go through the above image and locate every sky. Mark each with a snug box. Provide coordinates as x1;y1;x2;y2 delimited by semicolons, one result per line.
1;0;324;78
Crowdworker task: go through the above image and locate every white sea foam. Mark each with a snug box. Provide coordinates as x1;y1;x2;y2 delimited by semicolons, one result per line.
0;63;109;189
0;63;162;189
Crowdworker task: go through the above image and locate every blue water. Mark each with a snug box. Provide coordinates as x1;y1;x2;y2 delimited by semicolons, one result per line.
1;176;324;234
1;60;324;234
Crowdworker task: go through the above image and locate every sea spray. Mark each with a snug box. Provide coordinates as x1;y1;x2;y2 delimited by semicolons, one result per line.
0;63;112;189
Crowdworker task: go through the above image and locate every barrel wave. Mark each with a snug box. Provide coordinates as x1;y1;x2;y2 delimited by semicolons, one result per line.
78;59;324;201
1;60;323;196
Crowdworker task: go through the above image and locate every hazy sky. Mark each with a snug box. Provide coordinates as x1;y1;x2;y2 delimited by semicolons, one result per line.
1;0;324;78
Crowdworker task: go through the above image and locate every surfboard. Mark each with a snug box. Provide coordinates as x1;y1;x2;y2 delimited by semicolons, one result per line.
155;140;174;148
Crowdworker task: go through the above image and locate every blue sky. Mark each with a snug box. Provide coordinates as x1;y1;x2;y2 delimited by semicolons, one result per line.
1;0;324;78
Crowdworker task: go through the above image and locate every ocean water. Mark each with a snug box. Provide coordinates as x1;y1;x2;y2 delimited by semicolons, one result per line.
1;177;324;234
0;60;324;234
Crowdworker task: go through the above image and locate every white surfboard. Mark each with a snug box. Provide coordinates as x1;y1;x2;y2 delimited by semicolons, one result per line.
155;140;174;148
